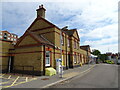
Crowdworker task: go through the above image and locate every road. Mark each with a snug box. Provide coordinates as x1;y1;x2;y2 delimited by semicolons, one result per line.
49;64;118;88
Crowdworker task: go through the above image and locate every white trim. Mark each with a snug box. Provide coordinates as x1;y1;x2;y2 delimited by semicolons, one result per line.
45;51;50;66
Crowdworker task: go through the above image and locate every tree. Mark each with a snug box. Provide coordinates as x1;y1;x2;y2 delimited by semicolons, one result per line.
91;49;101;56
91;49;101;64
99;54;107;63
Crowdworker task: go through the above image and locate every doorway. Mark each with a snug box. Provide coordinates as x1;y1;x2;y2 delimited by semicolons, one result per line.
8;56;14;73
68;54;73;68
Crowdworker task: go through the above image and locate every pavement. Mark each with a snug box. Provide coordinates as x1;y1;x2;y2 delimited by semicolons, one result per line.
0;64;96;89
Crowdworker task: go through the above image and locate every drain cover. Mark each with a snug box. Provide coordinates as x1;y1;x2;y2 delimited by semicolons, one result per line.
41;78;49;80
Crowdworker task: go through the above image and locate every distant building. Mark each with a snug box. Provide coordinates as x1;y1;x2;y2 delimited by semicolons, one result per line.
106;52;112;60
106;52;118;63
0;31;18;44
80;45;91;63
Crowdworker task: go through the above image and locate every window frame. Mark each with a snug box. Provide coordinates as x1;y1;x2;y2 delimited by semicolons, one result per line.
74;40;76;49
0;35;2;38
45;51;51;66
61;35;64;46
67;39;70;47
74;54;77;64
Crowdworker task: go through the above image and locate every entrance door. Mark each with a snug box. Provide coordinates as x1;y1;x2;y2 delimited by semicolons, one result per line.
8;56;14;73
68;54;72;68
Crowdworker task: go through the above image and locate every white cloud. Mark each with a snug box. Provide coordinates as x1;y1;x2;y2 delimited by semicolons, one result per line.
1;0;119;53
81;23;118;53
82;24;118;39
91;44;118;54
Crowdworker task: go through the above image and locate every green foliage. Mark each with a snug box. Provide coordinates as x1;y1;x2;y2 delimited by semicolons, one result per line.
92;49;109;63
99;54;108;62
92;49;101;56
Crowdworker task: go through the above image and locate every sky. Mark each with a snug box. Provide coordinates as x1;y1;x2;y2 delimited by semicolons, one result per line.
1;0;119;54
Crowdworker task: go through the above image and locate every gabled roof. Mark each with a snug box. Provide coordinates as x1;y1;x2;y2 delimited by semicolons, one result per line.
27;17;61;31
1;30;18;36
1;30;11;34
80;45;90;51
15;30;55;48
28;31;55;46
63;29;80;40
64;29;75;36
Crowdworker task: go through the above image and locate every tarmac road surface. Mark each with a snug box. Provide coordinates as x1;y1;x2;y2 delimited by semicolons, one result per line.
49;64;118;88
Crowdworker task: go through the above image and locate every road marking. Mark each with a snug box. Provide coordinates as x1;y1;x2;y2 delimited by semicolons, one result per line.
0;74;5;77
26;77;28;82
63;72;79;78
8;75;11;79
0;74;6;79
0;79;14;85
11;76;19;86
1;77;37;88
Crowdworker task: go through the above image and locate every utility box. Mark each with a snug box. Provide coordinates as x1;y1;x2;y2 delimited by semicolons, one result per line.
45;67;56;76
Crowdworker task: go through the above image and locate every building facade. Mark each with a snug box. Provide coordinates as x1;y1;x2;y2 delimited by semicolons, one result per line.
1;5;91;76
80;45;91;64
0;31;18;44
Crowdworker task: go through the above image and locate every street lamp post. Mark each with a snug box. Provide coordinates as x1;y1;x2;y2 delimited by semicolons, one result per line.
59;30;63;78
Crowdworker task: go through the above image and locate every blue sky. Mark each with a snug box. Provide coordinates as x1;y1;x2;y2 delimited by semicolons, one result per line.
1;0;119;53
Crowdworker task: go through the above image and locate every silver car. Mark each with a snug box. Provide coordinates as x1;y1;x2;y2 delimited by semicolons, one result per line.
117;59;120;65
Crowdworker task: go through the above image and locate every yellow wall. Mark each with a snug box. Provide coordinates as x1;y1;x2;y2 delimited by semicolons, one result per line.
0;40;14;71
19;35;38;46
29;19;51;31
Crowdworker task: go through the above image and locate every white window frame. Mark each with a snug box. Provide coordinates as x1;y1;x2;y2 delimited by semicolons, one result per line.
14;35;16;38
45;51;50;66
78;54;80;64
0;35;2;38
67;39;70;47
14;39;16;41
8;34;10;36
61;35;64;45
74;54;77;64
11;38;13;41
8;37;10;40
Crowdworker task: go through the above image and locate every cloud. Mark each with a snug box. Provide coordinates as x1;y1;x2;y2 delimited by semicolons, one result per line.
1;0;119;53
80;23;118;53
82;24;118;39
90;43;118;54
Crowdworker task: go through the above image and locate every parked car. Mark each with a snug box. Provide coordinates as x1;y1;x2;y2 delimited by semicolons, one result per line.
117;59;120;65
105;60;114;64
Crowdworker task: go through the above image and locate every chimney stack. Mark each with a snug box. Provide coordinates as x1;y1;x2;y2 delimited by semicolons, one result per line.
36;5;46;18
